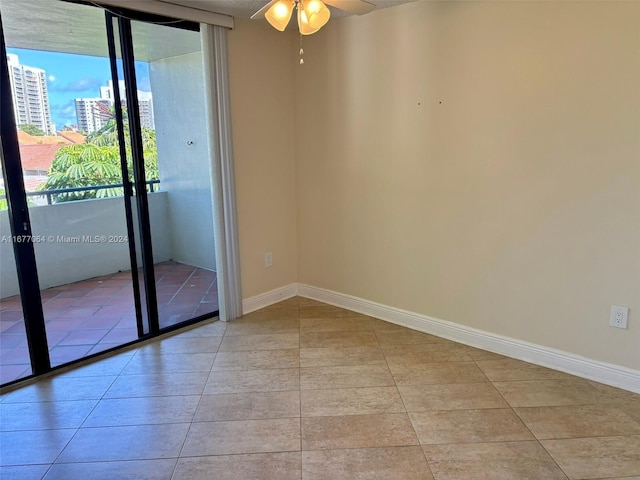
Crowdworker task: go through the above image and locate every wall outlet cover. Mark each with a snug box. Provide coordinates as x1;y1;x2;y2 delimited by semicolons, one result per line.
610;305;629;329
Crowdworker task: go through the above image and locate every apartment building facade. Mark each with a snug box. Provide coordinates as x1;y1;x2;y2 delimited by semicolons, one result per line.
6;53;55;135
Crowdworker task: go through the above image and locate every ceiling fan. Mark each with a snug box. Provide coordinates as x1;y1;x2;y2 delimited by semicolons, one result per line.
251;0;375;35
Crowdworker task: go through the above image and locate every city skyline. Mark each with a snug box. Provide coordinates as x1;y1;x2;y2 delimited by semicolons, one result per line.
7;47;151;129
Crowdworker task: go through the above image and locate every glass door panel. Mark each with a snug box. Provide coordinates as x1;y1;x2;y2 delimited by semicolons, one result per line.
0;209;32;384
105;21;151;337
130;21;218;329
2;0;140;367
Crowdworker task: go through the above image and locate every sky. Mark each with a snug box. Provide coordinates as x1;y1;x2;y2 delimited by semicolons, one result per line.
7;47;151;129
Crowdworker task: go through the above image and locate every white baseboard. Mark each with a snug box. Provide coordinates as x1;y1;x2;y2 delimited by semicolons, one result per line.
242;283;298;314
297;283;640;394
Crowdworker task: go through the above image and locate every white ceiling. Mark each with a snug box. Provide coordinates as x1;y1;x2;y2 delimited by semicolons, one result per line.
0;0;201;60
167;0;418;19
0;0;419;59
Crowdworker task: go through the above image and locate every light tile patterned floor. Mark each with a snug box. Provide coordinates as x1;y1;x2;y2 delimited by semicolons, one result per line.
0;296;639;479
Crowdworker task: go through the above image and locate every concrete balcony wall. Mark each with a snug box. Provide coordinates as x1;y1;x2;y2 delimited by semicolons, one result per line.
150;50;217;272
0;192;171;298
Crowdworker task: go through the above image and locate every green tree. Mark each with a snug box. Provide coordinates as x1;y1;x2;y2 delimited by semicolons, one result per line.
43;144;124;202
19;124;45;136
40;117;158;203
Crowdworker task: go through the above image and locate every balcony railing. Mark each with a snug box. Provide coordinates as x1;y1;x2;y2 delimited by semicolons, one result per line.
0;180;160;205
0;186;171;300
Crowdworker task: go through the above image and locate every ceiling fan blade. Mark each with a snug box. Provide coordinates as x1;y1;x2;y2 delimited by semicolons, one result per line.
323;0;376;15
251;0;279;19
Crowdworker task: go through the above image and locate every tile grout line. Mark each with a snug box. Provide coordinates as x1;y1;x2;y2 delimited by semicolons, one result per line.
478;357;572;479
170;324;216;480
43;354;134;473
378;328;439;479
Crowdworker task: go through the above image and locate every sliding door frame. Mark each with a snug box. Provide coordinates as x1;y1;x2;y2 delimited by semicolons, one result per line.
104;14;147;338
0;16;50;375
0;0;220;388
112;14;160;334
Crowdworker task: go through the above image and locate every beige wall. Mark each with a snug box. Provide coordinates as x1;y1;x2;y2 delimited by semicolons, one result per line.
227;19;298;298
294;1;640;369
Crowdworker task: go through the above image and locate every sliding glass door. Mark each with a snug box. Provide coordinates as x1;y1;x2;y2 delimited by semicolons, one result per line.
129;20;218;329
11;3;139;366
0;0;219;386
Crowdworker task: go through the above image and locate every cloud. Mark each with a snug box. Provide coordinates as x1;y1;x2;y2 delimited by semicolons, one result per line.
50;100;77;126
50;77;102;93
48;75;56;82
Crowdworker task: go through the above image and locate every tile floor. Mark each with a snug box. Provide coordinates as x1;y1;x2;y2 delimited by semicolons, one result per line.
0;261;218;384
0;296;639;479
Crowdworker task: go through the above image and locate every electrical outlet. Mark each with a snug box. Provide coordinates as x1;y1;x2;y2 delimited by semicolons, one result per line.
264;252;273;268
610;305;629;329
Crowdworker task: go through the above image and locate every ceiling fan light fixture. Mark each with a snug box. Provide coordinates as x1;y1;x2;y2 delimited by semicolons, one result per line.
265;0;294;31
297;0;328;35
303;0;330;29
297;8;315;35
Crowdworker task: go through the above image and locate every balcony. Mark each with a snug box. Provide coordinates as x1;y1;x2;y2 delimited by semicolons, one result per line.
0;183;218;384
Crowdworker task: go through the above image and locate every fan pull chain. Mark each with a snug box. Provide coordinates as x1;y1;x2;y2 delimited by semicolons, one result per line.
299;34;304;65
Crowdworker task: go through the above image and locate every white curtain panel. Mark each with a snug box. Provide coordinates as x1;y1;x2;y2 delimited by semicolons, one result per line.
201;24;243;321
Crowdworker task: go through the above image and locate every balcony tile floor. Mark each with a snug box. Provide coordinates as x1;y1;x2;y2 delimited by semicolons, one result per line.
0;261;218;384
1;297;639;479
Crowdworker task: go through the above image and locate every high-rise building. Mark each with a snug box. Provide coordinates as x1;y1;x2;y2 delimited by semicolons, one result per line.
74;98;112;134
6;54;55;135
77;80;155;134
137;97;155;130
103;80;155;130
